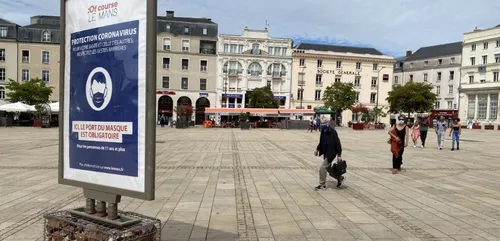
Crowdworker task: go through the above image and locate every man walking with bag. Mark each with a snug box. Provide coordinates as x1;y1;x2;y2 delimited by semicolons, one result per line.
314;120;344;190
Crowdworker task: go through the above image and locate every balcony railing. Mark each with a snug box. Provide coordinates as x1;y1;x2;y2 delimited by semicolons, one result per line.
22;56;29;63
163;64;169;69
247;70;262;76
371;84;377;90
163;45;170;51
354;84;361;88
298;80;305;86
182;66;188;70
200;66;207;72
182;47;189;52
267;71;286;77
228;69;243;76
200;48;216;55
315;82;323;87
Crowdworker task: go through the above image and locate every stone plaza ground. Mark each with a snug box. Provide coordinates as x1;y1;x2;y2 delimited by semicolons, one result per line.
1;127;500;241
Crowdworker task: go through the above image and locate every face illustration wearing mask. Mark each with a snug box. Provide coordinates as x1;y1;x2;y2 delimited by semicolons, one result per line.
89;72;108;109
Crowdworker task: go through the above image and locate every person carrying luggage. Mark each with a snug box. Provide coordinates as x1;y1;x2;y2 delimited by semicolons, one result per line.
314;121;345;190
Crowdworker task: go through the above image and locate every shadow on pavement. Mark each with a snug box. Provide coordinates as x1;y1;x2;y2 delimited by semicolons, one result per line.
161;220;238;241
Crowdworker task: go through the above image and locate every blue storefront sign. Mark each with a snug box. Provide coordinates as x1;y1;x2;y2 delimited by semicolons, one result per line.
68;20;140;177
222;93;243;99
274;96;286;100
199;92;209;97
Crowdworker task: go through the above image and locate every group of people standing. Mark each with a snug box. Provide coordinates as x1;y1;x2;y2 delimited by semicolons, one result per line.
388;115;462;174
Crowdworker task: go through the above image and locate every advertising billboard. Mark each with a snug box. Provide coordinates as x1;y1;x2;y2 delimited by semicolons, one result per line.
59;0;156;200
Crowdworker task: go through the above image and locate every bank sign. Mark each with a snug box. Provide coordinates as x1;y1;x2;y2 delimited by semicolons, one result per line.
62;0;153;197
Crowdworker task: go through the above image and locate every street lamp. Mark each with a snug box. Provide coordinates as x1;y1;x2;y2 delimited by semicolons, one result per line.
375;66;386;123
299;66;307;109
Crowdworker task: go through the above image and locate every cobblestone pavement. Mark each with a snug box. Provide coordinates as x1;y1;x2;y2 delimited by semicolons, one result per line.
1;127;500;241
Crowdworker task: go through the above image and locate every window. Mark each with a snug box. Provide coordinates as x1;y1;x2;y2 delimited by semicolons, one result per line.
248;62;262;76
450;57;455;64
182;40;190;52
299;59;305;66
272;47;281;56
281;48;287;56
490;94;498;120
268;47;273;55
297;89;304;100
42;31;51;42
469;76;474;84
355;92;360;102
409;63;413;68
335;76;341;83
470;57;475;65
482;55;488;65
497;40;500;47
162;76;169;88
436;86;440;95
165;24;170;32
317;59;322;67
477;94;488;119
437;72;441;81
336;61;342;68
354;76;361;86
238;45;243;54
162;58;170;69
484;42;489;49
356;62;361;69
315;74;322;84
450;71;454;80
252;44;260;55
0;27;7;37
423;73;428;82
22;50;30;63
438;59;442;65
471;44;476;51
467;95;475;119
202;28;207;35
314;90;321;101
181;77;188;89
184;27;190;34
200;60;207;72
371;77;377;88
496;56;500;63
448;85;453;94
424;61;428;67
394;76;398;84
0;68;5;81
200;78;207;90
163;38;171;50
181;59;189;70
42;70;50;82
42;51;50;64
435;101;440;109
494;71;499;82
0;49;5;61
372;63;378;71
409;74;413;81
224;44;229;53
447;101;453;109
22;69;30;81
370;93;376;103
0;87;4;100
230;44;237;53
298;72;304;85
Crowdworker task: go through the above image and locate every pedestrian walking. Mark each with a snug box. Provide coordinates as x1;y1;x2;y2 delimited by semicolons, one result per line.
435;116;448;150
314;121;344;190
388;116;409;174
411;121;420;147
449;118;462;151
160;115;166;127
419;117;429;148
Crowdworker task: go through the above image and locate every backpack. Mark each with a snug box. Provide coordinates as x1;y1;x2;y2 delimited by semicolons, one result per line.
326;160;347;179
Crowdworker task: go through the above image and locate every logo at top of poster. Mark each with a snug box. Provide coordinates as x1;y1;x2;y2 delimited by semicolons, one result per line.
86;67;113;111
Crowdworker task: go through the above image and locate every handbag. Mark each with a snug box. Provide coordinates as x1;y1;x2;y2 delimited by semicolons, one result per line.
326;160;347;178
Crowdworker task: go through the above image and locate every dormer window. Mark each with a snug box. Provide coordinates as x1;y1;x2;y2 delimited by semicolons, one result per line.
252;44;260;55
184;27;190;34
42;31;51;42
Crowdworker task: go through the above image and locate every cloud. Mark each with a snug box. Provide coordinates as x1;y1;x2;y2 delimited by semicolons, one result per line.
1;0;499;56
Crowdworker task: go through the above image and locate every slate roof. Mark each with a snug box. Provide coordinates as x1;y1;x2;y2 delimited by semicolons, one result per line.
22;24;60;30
0;18;17;25
405;41;462;61
296;43;384;56
157;16;216;24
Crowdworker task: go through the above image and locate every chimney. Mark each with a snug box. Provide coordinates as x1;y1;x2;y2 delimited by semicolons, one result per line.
166;11;174;18
406;50;412;57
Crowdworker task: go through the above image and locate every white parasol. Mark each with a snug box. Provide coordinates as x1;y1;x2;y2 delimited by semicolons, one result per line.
49;102;59;112
0;102;36;112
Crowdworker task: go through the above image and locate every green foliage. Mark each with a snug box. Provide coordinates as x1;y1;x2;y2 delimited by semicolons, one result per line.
248;86;280;108
239;112;250;122
322;82;356;114
361;107;388;122
386;82;437;114
174;105;193;117
5;78;53;105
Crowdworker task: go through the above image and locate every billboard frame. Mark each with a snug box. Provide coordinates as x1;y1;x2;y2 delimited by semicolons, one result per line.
58;0;157;201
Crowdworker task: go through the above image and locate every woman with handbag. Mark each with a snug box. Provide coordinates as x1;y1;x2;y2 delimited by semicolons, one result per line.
388;116;409;174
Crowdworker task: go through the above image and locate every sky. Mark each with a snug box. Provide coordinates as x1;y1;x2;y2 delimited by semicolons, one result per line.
1;0;499;57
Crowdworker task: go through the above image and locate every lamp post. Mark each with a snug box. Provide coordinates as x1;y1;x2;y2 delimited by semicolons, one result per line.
375;66;386;123
299;66;307;109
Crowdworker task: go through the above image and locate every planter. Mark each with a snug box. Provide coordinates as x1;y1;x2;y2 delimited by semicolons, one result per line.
189;121;195;126
33;119;42;128
175;121;189;129
485;125;494;130
352;123;364;130
240;122;250;130
472;124;481;129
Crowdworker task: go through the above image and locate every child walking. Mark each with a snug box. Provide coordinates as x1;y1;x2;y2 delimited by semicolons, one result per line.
449;118;462;151
411;121;420;147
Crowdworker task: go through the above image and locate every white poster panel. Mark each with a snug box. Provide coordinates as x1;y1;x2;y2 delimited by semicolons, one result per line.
63;0;147;192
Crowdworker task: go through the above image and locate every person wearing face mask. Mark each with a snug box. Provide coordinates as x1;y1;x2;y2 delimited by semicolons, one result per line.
314;120;344;190
388;116;409;174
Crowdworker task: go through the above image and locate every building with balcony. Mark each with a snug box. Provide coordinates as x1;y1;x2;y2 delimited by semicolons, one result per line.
392;51;412;88
0;18;18;105
156;11;218;124
459;25;500;125
216;28;293;109
291;43;395;125
401;42;462;110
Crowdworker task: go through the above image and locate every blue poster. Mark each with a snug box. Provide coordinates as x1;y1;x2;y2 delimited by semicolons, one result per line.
69;20;139;177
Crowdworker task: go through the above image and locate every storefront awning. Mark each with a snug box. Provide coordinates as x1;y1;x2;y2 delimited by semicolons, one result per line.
204;108;314;117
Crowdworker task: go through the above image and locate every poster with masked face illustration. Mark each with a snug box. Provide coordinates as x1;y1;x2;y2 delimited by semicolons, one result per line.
63;0;148;194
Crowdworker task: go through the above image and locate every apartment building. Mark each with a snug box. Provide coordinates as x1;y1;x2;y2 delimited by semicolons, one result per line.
291;43;395;125
459;25;500;125
401;42;462;110
0;16;60;103
156;11;218;124
216;28;293;109
392;51;412;87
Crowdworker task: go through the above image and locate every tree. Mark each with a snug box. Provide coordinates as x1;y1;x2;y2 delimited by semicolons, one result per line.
386;81;437;117
322;82;356;117
5;78;53;105
174;105;193;121
351;103;369;122
362;107;388;123
248;86;280;108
